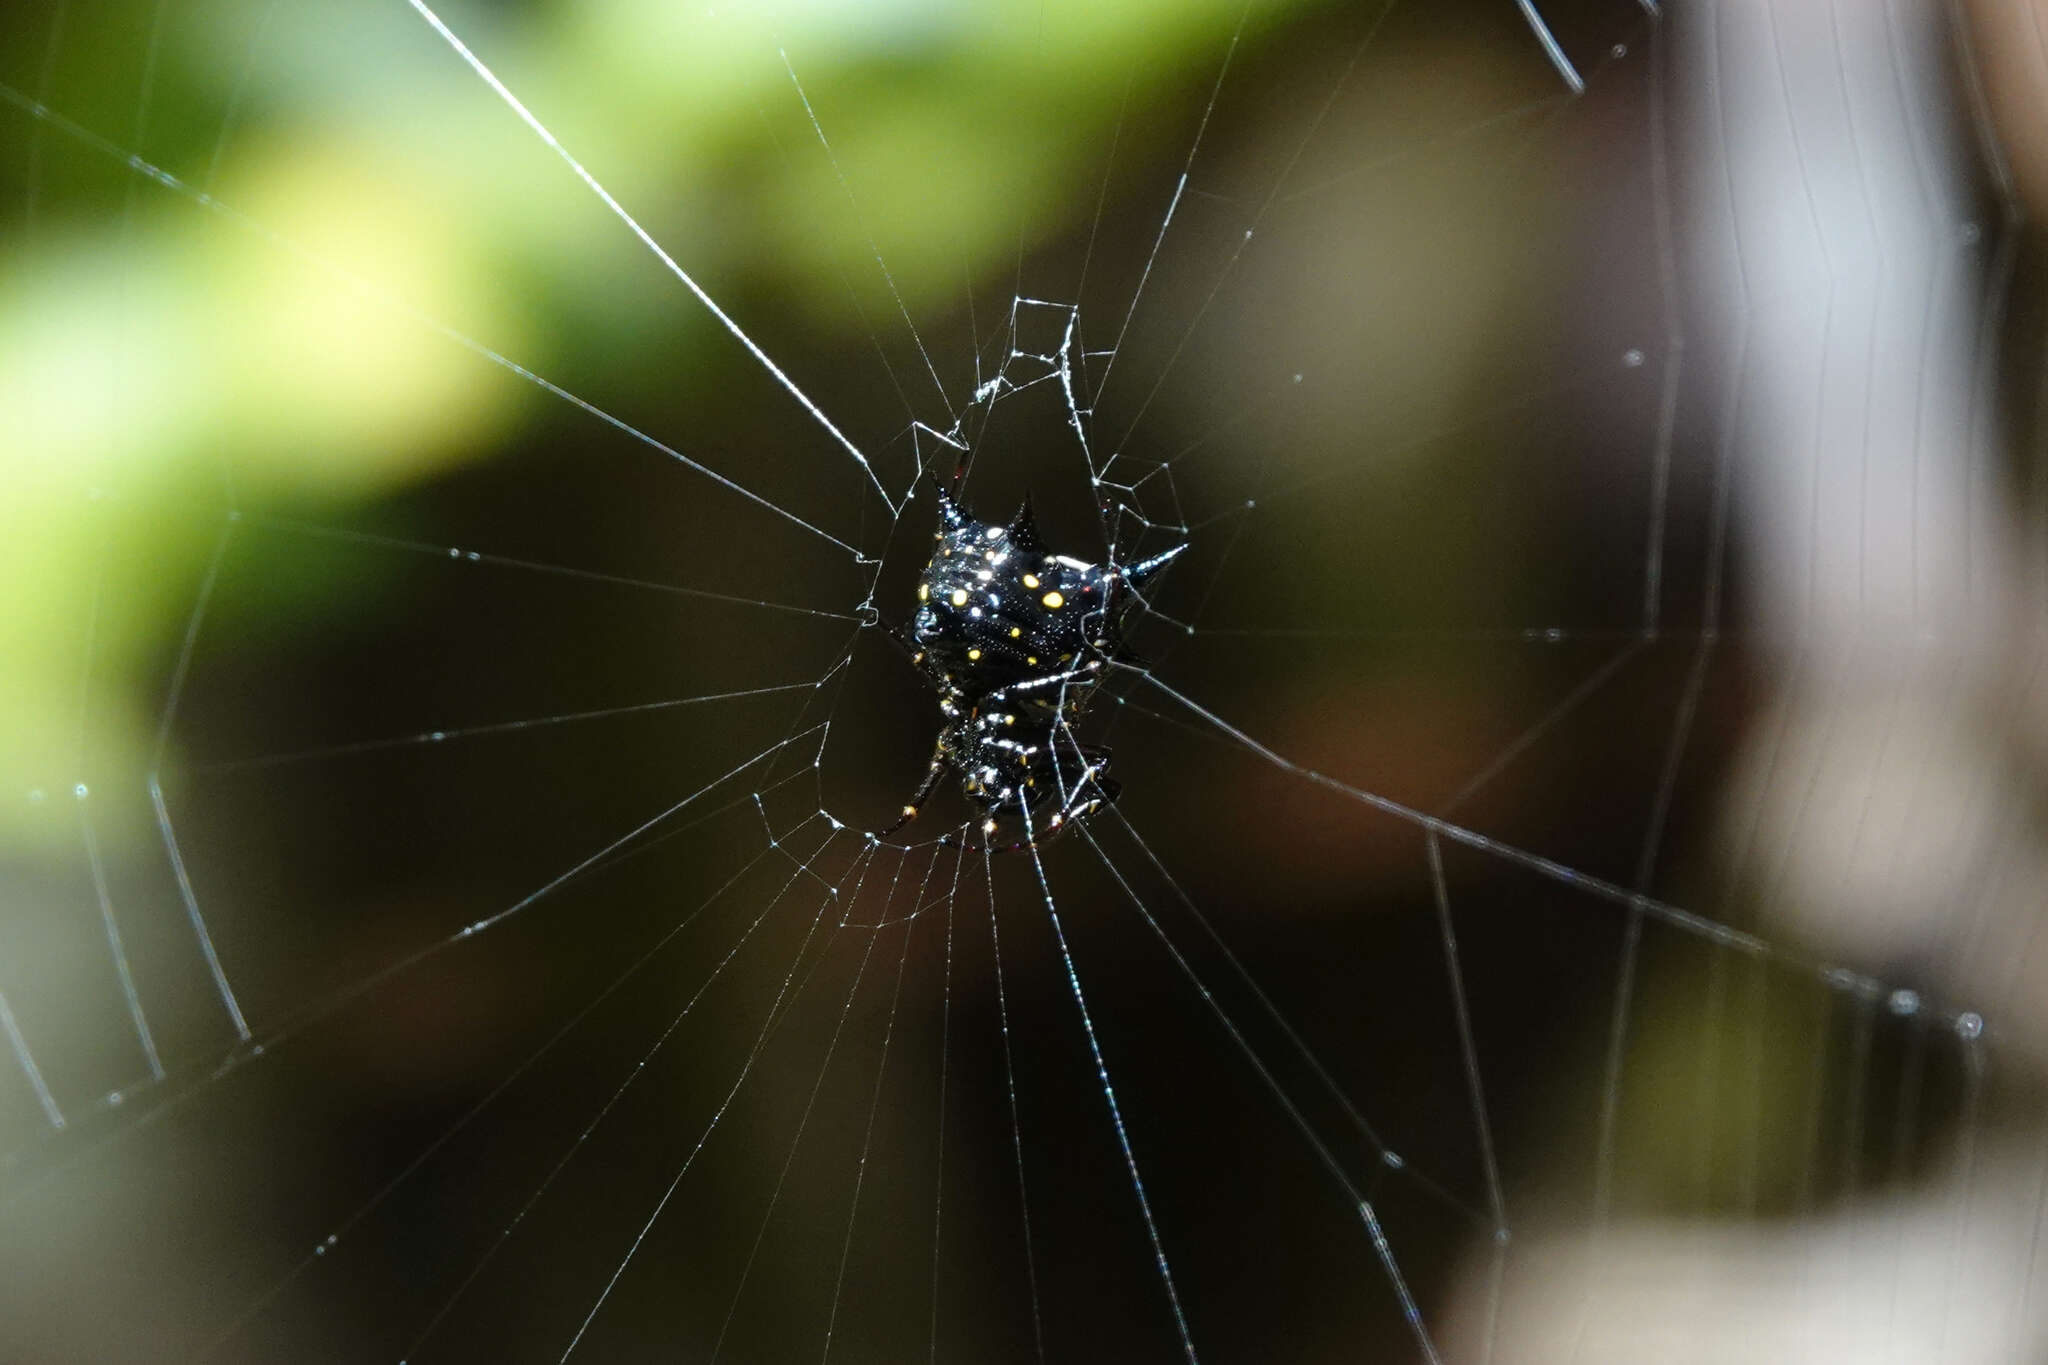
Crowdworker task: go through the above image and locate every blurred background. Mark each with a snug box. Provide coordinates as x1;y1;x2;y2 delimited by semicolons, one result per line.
4;0;2048;1360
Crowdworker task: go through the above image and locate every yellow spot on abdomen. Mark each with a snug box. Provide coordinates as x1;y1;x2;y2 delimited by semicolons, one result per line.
950;588;969;607
1041;591;1065;609
967;648;982;660
1022;573;1040;588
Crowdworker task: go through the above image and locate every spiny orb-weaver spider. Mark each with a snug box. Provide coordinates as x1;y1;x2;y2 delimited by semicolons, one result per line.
879;478;1186;845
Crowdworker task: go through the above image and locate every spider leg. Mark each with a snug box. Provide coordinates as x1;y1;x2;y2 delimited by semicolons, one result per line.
874;744;950;841
990;789;1112;853
986;741;1121;853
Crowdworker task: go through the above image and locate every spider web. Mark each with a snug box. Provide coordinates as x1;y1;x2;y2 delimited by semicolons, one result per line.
0;0;2027;1360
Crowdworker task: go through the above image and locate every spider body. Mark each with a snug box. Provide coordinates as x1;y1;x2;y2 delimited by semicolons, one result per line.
885;485;1184;842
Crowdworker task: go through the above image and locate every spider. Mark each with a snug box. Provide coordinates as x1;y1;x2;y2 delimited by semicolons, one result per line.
878;479;1185;845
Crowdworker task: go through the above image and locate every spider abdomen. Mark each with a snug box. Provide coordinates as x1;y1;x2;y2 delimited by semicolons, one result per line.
912;508;1113;700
